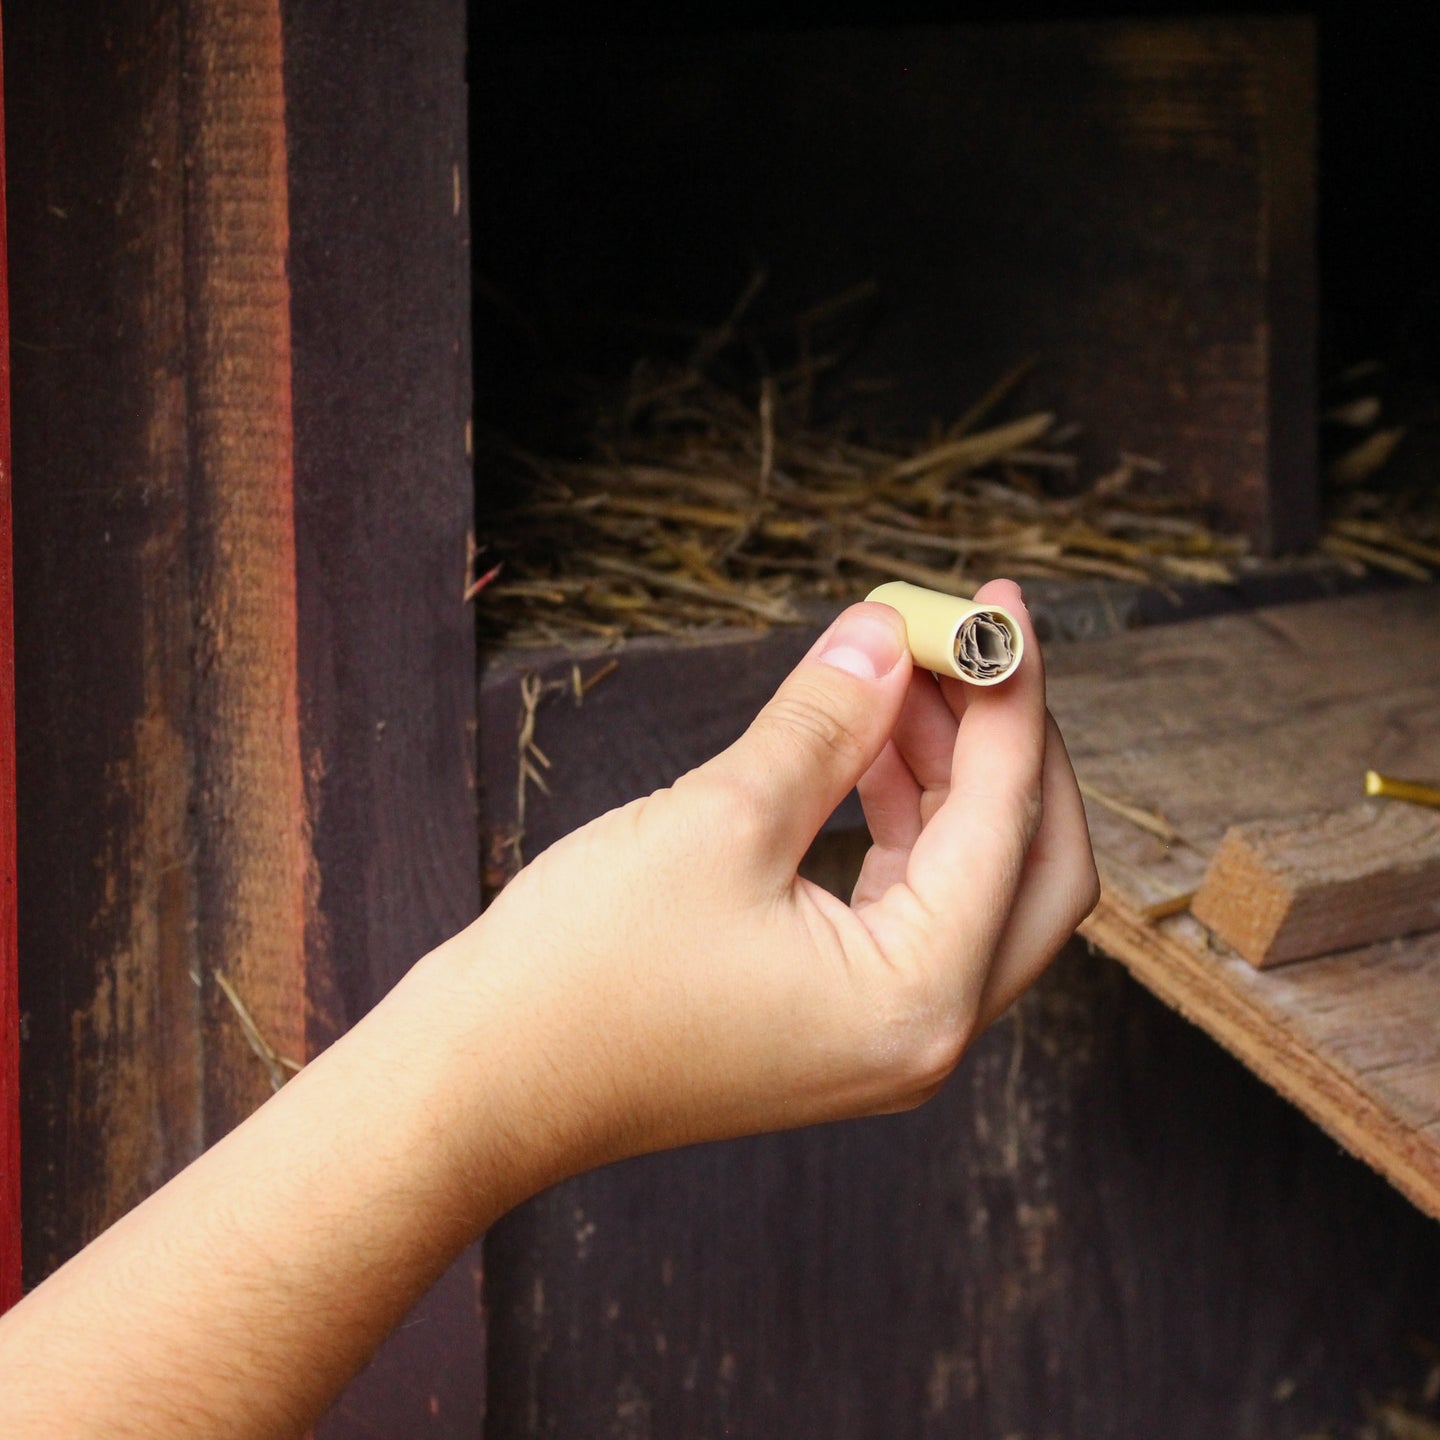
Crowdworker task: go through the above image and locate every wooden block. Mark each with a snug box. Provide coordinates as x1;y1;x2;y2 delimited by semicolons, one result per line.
1192;801;1440;967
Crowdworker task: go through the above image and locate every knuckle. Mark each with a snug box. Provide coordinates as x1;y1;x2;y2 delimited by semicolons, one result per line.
1017;786;1046;847
864;967;975;1098
956;775;1045;862
899;1017;970;1095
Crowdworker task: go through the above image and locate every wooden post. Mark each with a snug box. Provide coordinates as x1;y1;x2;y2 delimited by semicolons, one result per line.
179;0;309;1142
4;0;477;1422
0;0;21;1316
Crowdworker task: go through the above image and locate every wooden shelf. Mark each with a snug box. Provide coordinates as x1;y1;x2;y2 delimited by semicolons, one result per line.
1046;586;1440;1221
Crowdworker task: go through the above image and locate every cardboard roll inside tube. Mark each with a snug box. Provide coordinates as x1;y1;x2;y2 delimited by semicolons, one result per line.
865;581;1024;686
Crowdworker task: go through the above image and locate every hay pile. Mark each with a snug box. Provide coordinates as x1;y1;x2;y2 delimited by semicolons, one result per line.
474;387;1240;648
472;297;1436;648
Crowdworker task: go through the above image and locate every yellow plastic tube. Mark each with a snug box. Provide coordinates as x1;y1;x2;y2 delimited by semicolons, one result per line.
866;581;1024;686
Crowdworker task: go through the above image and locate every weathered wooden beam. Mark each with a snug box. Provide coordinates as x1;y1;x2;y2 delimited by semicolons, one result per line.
8;0;204;1279
181;0;309;1143
278;0;483;1431
9;0;310;1257
0;8;19;1315
1191;801;1440;968
1257;19;1319;554
1038;587;1440;1222
8;4;479;1425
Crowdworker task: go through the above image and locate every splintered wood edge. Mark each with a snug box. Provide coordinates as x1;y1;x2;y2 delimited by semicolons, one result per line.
1081;891;1440;1224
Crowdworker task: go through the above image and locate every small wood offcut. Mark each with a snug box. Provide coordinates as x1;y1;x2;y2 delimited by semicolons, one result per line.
1191;801;1440;966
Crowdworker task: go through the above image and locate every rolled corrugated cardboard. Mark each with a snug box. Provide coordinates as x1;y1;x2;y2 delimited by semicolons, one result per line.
866;581;1024;686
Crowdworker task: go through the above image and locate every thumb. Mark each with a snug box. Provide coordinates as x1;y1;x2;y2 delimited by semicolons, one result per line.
699;602;911;875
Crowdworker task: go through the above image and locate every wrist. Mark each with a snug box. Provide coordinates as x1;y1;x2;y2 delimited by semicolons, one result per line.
384;917;614;1229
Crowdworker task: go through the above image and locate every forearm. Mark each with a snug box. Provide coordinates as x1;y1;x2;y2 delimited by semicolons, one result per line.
0;588;1095;1437
0;926;564;1439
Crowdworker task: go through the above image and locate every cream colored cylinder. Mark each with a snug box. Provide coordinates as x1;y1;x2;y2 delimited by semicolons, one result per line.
865;581;1024;686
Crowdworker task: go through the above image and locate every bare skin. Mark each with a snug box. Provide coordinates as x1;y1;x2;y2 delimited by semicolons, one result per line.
0;580;1098;1438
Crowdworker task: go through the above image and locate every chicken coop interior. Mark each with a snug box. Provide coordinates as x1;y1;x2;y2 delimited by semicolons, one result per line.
4;0;1440;1435
466;10;1440;1439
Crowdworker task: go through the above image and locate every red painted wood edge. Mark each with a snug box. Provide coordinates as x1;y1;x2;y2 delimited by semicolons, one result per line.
0;3;21;1314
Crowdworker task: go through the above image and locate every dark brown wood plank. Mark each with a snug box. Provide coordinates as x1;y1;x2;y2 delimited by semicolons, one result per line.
480;590;1440;1436
477;567;1373;888
473;17;1316;550
283;0;476;1045
0;7;19;1313
277;0;483;1431
480;625;838;883
6;26;484;1435
6;0;204;1285
485;928;1440;1439
7;0;320;1277
1041;586;1440;1217
1082;905;1440;1222
181;0;309;1141
1257;19;1319;553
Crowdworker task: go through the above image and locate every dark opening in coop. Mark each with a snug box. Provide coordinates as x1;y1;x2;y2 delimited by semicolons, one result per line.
470;18;1321;652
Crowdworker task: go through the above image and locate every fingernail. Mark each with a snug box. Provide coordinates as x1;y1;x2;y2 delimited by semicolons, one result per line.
818;611;905;680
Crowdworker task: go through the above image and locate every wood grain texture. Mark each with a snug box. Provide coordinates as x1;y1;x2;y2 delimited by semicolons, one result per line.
7;12;479;1392
277;0;484;1431
1192;802;1440;966
1042;586;1440;1218
0;6;20;1314
485;857;1440;1439
474;17;1316;550
7;0;480;1415
181;0;308;1139
282;0;477;1046
480;625;852;884
1257;19;1319;553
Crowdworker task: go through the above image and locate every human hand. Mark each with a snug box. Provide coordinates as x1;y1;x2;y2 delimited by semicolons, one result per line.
0;580;1098;1440
461;579;1098;1183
